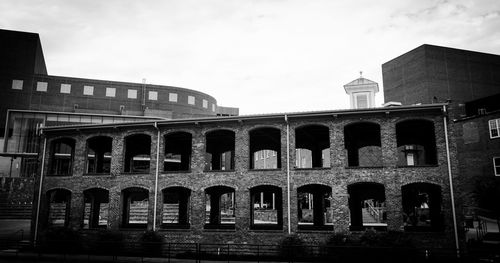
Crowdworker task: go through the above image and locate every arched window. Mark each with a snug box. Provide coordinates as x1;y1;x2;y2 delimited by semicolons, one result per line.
205;130;235;171
124;134;151;173
402;183;442;231
297;184;333;230
295;125;330;168
121;187;149;228
86;136;112;174
47;189;71;227
344;122;382;167
396;120;437;166
83;188;109;229
250;128;281;169
250;185;282;230
162;187;190;229
347;182;387;231
49;138;75;175
164;132;192;172
204;186;235;229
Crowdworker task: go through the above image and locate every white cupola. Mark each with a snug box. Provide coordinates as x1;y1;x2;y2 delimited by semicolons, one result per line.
343;72;379;109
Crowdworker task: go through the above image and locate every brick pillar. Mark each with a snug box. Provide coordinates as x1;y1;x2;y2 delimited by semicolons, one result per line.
110;135;124;176
73;135;86;177
288;185;298;233
190;189;205;232
330;122;346;168
191;130;205;174
148;187;156;231
235;127;249;172
235;188;250;231
108;188;121;230
381;119;398;167
385;182;404;231
69;191;83;230
332;185;350;233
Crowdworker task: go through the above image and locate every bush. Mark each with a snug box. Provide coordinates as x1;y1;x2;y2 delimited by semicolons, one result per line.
39;227;82;253
279;234;308;260
92;230;125;256
139;230;164;256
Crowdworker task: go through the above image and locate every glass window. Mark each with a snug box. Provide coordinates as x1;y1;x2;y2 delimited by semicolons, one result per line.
169;93;178;102
37;82;48;92
489;119;500;139
251;186;282;229
494;157;500;176
105;87;116;97
12;79;23;90
60;84;71;94
83;85;94;95
212;104;216;112
188;96;195;105
128;89;137;99
355;93;369;109
148;91;158;100
203;99;208;108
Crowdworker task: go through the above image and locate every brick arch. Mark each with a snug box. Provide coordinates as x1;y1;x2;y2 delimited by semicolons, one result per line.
401;180;443;188
293;122;330;130
117;184;151;192
46;187;73;195
247;125;282;134
160;185;193;192
202;127;237;136
201;184;238;192
246;180;283;190
344;178;386;186
295;180;332;189
161;129;194;138
82;186;110;192
81;132;115;142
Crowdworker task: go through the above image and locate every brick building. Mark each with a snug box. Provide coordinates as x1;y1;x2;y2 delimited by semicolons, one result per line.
33;104;458;246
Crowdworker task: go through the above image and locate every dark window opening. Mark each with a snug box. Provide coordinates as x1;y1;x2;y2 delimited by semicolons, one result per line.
47;189;71;227
83;188;109;229
204;186;235;229
122;187;149;228
205;130;235;171
295;125;330;168
250;185;282;230
348;182;387;231
250;128;281;169
162;187;190;229
402;183;442;231
344;122;382;167
297;184;333;230
124;134;151;173
396;120;437;166
164;132;192;172
86;136;112;174
49;138;75;176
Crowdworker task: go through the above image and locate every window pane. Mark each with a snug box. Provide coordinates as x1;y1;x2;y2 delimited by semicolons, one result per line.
148;91;158;100
106;87;116;97
188;96;195;105
128;89;137;99
83;85;94;95
169;93;178;102
60;84;71;94
37;82;48;92
12;80;23;90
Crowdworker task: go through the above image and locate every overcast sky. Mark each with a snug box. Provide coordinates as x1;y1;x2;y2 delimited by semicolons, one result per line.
1;0;499;115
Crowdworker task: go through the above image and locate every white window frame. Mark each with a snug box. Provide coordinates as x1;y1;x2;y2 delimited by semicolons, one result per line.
169;93;178;102
148;91;158;101
128;89;137;99
203;99;208;108
494;157;500;176
83;85;94;96
489;119;500;139
60;84;71;94
36;81;48;92
105;87;116;97
12;80;23;90
354;92;369;109
188;95;195;105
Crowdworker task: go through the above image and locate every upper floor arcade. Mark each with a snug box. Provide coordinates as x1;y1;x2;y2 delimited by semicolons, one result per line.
40;104;449;177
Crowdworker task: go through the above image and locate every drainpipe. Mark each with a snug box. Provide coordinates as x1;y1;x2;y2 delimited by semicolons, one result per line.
153;122;160;231
285;115;291;234
443;105;460;258
34;136;47;246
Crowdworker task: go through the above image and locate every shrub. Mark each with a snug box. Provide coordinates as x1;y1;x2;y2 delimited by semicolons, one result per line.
92;230;125;256
39;227;82;253
139;230;164;256
279;234;308;260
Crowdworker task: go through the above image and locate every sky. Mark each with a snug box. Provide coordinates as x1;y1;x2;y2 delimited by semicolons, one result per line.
1;0;500;115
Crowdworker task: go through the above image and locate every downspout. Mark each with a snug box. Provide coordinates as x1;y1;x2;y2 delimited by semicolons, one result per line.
153;122;160;231
34;135;47;246
443;105;460;258
285;115;291;234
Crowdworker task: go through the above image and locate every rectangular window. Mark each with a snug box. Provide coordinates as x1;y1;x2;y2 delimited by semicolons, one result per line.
489;119;500;139
83;85;94;95
60;84;71;94
36;81;48;92
355;93;369;109
12;80;23;90
212;104;216;112
148;91;158;100
203;99;208;108
105;87;116;97
169;93;178;102
494;157;500;176
188;96;195;105
128;89;137;99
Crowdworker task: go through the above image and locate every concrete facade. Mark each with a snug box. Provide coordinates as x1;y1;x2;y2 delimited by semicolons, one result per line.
34;104;458;247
